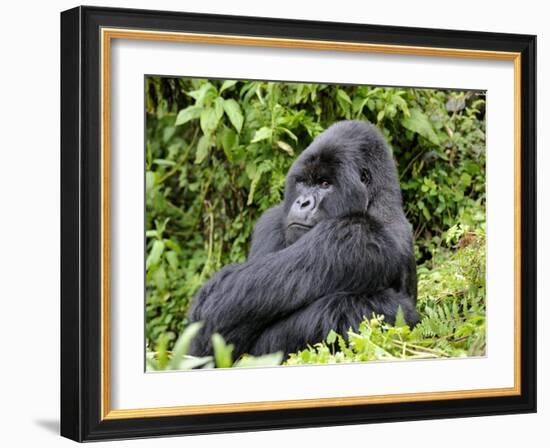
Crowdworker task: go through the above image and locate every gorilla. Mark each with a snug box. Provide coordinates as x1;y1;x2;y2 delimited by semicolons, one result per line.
188;120;417;360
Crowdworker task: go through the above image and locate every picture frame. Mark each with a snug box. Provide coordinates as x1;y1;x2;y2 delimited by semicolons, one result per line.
60;5;537;442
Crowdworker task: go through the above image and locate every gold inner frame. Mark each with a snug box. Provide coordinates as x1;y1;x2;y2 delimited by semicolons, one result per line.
100;28;522;420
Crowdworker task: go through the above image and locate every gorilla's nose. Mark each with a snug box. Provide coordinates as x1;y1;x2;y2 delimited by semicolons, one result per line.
294;194;315;212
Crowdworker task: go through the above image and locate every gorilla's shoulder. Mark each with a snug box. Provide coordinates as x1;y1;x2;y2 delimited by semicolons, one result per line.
249;204;286;258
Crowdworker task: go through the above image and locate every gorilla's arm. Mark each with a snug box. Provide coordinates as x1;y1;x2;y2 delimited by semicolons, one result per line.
189;212;409;357
251;289;418;357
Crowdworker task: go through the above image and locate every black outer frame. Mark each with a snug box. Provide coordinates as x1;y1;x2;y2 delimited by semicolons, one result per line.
60;5;537;442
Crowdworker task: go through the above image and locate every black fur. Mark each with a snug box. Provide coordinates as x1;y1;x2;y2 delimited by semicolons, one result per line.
188;120;418;359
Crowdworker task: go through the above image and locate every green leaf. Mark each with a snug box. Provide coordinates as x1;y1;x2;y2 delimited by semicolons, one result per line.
422;206;432;220
460;172;472;187
401;108;440;145
214;97;225;120
353;97;370;117
152;265;166;289
234;352;284;368
394;306;407;328
146;356;159;372
146;240;164;269
221;127;238;162
276;140;294;156
175;105;202;126
223;99;244;133
337;89;352;105
188;82;216;106
220;80;237;93
177;356;213;370
278;127;298;142
200;107;221;136
145;171;155;193
153;159;176;166
247;171;262;205
165;251;178;270
162;126;176;143
194;135;210;164
326;329;338;345
211;333;234;368
251;126;272;143
168;322;204;370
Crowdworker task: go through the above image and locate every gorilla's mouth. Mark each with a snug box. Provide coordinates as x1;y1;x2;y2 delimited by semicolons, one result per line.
287;223;314;231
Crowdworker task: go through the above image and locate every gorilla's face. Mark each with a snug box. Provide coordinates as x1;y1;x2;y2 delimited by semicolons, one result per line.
284;156;339;244
284;131;373;245
282;120;401;246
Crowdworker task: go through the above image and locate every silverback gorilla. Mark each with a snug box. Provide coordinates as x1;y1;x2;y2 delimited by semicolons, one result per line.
188;120;417;359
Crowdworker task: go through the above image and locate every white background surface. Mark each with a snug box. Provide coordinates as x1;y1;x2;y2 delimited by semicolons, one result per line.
111;39;515;409
0;0;546;446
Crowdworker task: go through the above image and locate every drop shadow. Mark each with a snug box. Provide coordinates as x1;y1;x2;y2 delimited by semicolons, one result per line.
33;419;59;435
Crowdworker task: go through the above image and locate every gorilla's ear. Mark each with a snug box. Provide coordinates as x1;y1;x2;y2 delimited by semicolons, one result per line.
360;169;371;185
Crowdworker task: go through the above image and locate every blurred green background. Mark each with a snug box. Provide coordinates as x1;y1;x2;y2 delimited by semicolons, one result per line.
145;77;486;364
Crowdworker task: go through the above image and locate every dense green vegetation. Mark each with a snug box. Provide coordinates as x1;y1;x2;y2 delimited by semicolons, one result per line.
145;77;486;368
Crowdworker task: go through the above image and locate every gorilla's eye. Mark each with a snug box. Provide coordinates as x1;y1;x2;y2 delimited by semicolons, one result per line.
360;170;371;185
319;179;331;189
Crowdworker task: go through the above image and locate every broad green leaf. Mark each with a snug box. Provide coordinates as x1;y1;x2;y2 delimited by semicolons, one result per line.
211;333;234;368
175;105;202;126
188;82;216;106
460;172;472;187
245;162;257;180
401;108;440;145
194;135;210;164
162;126;176;143
152;265;166;290
326;329;338;345
200;107;221;136
168;322;204;370
165;251;178;270
145;171;155;193
223;99;244;133
164;239;182;253
251;126;272;143
392;95;410;116
337;89;352;105
214;97;225;120
220;80;237;93
221;127;238;162
146;240;164;269
353;97;370;117
234;352;284;368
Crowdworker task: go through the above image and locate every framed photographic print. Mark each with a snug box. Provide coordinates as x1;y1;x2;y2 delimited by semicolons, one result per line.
60;6;537;442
